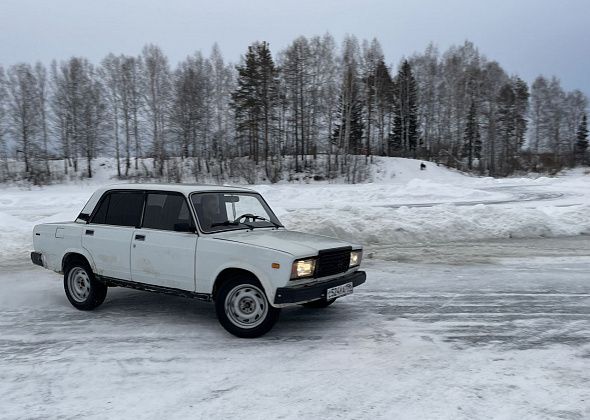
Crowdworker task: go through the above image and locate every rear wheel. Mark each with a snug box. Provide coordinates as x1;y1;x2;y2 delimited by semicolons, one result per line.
215;277;280;338
64;260;107;310
302;298;337;308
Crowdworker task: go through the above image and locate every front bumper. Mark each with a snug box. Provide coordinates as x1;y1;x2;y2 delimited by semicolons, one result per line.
274;270;366;305
31;251;43;267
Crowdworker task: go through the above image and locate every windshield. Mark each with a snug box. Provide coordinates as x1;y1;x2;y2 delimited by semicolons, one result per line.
191;192;283;233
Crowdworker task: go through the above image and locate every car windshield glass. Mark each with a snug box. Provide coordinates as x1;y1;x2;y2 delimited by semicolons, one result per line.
191;192;283;233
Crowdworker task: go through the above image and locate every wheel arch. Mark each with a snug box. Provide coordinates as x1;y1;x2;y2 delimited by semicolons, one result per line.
212;267;261;301
61;250;95;274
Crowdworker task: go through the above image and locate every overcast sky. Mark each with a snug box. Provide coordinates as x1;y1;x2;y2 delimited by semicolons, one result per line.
1;0;588;97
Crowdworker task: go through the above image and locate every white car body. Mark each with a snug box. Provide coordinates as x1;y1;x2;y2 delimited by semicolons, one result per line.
31;184;366;311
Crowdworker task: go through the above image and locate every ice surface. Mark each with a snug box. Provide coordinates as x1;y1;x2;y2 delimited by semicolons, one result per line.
1;237;589;419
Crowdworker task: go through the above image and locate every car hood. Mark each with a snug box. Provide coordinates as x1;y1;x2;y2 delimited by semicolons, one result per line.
211;229;358;258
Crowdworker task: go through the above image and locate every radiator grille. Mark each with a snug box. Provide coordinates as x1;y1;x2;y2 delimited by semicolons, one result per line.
316;247;352;278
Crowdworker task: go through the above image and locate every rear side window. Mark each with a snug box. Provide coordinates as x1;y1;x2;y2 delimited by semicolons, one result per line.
143;193;193;231
91;191;144;227
91;194;110;224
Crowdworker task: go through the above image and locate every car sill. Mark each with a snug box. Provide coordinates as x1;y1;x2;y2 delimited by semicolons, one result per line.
97;276;212;302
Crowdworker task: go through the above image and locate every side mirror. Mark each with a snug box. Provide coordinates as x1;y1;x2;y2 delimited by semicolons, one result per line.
173;222;195;233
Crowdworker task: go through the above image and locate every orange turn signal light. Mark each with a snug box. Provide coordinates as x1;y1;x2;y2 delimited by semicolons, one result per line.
271;263;280;269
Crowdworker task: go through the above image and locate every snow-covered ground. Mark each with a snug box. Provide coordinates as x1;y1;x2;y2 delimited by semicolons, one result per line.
1;158;590;418
1;157;589;264
1;237;589;419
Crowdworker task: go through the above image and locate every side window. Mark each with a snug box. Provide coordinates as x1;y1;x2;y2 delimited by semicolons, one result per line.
91;192;144;227
143;193;193;231
91;194;110;224
193;193;229;230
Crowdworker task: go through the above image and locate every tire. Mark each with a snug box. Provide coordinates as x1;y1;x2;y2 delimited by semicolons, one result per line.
215;276;280;338
302;298;337;308
63;259;107;310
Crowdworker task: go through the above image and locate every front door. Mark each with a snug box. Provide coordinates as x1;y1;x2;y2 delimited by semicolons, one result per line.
130;192;197;291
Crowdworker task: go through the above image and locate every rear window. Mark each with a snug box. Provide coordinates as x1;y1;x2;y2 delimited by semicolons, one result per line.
91;191;144;227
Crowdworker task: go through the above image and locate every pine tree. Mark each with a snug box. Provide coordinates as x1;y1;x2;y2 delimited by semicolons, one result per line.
391;60;418;156
369;59;394;156
463;100;480;170
361;38;384;159
576;113;588;158
231;41;279;174
233;45;261;162
513;77;529;150
256;42;279;176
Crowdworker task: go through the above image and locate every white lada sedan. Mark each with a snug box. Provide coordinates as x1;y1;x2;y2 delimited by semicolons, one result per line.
31;184;366;337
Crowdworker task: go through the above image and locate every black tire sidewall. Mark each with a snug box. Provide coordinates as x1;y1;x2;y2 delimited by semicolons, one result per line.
215;277;280;338
63;260;107;310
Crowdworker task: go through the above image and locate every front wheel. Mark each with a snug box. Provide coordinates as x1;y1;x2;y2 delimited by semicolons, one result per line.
215;277;280;338
64;260;107;310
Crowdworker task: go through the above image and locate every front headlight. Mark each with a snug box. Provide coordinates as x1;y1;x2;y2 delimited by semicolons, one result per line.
350;250;362;267
291;258;316;279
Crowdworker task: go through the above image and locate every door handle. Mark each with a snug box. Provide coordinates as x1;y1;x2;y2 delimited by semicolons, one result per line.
135;234;145;241
85;230;94;236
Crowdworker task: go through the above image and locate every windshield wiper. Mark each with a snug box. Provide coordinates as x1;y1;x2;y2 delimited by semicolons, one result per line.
212;217;281;230
210;220;251;229
249;215;283;229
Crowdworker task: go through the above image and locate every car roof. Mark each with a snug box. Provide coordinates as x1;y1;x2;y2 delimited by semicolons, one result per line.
99;183;255;194
79;183;257;216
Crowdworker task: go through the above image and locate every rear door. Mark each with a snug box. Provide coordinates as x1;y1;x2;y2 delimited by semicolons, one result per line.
82;191;144;280
130;192;197;291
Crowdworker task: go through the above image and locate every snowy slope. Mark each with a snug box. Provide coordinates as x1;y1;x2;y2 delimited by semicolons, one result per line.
1;157;589;265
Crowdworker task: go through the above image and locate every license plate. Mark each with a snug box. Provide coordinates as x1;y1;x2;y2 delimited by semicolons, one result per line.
326;282;353;300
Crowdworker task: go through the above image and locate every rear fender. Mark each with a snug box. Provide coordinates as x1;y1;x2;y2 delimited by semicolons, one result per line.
60;248;97;274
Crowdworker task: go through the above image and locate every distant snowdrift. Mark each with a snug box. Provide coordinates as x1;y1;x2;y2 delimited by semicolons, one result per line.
371;157;472;184
263;157;590;246
278;203;590;246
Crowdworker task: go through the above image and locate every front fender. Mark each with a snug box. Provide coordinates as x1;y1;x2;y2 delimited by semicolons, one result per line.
211;261;277;302
195;238;293;306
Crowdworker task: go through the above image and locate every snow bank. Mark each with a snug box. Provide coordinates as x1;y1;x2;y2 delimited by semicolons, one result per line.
261;157;590;246
278;203;590;246
256;179;505;210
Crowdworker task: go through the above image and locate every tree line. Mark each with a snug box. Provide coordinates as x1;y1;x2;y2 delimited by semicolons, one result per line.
0;35;588;184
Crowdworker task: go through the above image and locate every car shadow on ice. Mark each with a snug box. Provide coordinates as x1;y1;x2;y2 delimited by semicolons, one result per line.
66;287;362;341
102;288;216;320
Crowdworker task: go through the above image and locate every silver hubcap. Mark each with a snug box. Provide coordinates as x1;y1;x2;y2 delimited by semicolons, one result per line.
67;267;91;303
225;284;268;329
